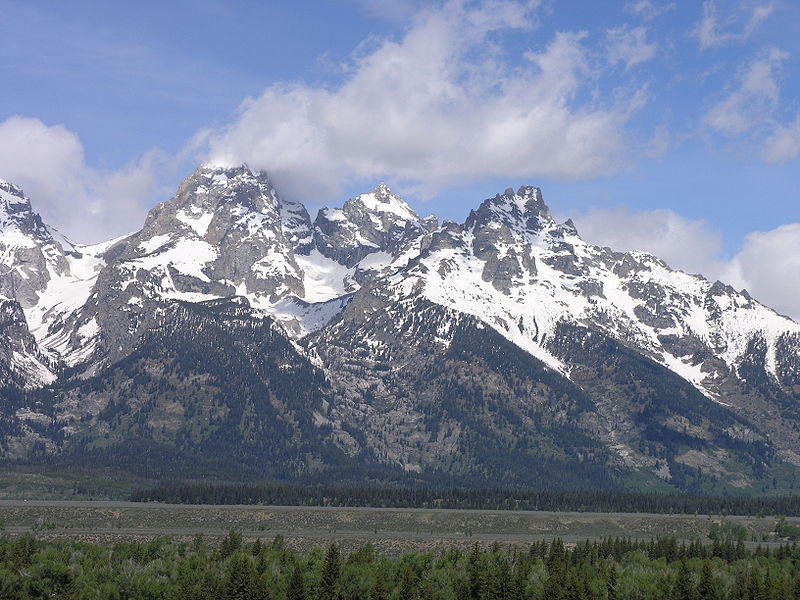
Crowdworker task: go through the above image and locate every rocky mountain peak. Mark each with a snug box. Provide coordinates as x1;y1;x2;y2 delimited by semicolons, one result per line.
0;180;75;308
313;184;436;268
143;164;282;237
1;179;28;205
79;165;308;364
1;180;48;238
373;181;394;200
466;185;554;235
351;183;420;223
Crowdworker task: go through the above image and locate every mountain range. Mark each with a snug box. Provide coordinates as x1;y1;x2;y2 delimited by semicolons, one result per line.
1;165;798;494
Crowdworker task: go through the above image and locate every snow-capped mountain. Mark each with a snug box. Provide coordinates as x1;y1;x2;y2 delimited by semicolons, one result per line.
394;186;800;401
0;180;121;382
1;165;798;492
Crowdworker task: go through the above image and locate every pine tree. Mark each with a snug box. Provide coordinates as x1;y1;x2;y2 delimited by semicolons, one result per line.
510;555;530;600
696;561;715;600
543;561;566;600
397;565;417;600
484;553;511;600
671;559;695;600
369;575;389;600
287;561;307;600
736;539;747;560
222;552;255;600
747;567;763;600
607;565;618;600
467;543;482;600
318;543;341;600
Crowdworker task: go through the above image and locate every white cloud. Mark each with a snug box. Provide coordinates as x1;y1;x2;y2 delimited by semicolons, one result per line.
206;1;637;204
607;25;657;69
0;116;157;243
762;113;800;163
703;48;787;136
574;207;725;277
574;207;800;321
694;0;774;50
724;224;800;320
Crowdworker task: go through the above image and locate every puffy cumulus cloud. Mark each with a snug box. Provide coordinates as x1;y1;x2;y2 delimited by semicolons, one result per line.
724;224;800;320
574;207;800;321
573;207;726;277
606;25;657;69
694;0;774;50
762;114;800;163
703;47;787;136
0;116;157;243
207;0;637;204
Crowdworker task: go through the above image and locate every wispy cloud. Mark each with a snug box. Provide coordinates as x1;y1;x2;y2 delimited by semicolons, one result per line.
762;114;800;163
625;0;675;21
703;47;787;136
606;25;658;69
694;0;774;50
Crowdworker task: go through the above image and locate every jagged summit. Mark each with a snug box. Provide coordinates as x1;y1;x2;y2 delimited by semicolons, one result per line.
313;183;436;268
465;185;556;235
1;180;45;231
1;180;74;307
0;179;27;203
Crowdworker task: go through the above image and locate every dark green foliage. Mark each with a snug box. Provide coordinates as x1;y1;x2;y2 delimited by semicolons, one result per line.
671;559;695;600
0;534;799;600
131;482;800;516
697;561;716;600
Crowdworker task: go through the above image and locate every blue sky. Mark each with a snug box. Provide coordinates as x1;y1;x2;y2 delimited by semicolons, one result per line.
1;0;799;316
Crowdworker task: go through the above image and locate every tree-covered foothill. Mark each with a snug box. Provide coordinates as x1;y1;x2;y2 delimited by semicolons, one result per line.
131;482;800;517
2;533;800;600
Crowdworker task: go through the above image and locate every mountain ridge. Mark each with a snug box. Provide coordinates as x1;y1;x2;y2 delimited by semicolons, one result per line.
1;164;798;494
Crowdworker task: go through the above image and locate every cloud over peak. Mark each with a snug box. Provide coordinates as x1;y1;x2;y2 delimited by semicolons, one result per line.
206;1;637;204
0;116;157;243
575;206;800;321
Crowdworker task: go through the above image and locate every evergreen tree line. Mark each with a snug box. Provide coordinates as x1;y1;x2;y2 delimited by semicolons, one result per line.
131;482;800;517
2;533;800;599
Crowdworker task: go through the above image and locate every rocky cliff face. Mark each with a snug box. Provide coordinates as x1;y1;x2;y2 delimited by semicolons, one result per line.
0;167;798;492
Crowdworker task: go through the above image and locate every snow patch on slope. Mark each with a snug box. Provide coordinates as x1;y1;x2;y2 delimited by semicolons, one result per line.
295;250;356;303
176;209;214;237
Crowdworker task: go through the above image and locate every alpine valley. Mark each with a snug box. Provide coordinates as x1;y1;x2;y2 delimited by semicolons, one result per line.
1;165;799;495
